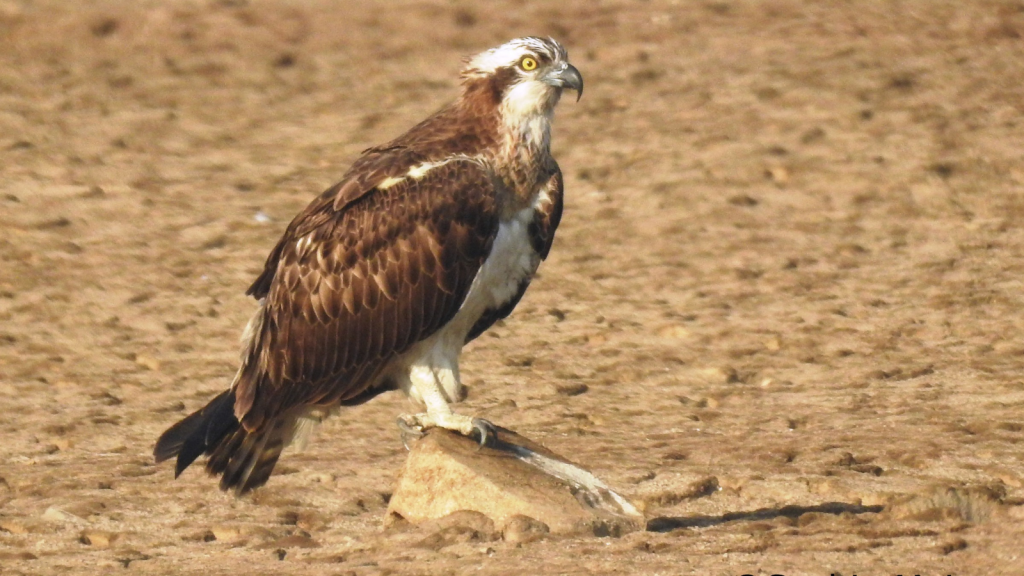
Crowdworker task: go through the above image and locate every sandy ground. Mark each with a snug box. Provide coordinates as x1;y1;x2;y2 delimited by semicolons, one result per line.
2;0;1024;574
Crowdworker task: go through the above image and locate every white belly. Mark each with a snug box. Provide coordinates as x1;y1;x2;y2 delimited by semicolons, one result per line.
396;205;541;405
456;207;541;330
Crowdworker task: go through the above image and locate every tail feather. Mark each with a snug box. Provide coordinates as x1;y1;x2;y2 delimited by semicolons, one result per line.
154;389;289;495
205;426;247;478
212;418;288;494
154;389;239;476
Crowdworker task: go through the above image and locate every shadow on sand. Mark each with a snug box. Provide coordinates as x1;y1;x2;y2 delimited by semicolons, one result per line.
646;501;884;532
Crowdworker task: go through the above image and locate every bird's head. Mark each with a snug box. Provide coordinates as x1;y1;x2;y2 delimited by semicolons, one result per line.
460;37;583;122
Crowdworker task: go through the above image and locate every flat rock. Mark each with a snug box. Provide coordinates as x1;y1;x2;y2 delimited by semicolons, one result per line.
79;530;118;548
386;428;643;537
502;514;550;544
254;535;320;550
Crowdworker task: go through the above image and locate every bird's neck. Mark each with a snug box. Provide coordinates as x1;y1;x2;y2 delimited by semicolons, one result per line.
491;109;554;203
504;112;552;160
443;84;557;204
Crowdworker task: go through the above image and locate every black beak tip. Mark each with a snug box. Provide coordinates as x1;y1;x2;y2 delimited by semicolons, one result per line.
544;63;584;102
566;64;583;102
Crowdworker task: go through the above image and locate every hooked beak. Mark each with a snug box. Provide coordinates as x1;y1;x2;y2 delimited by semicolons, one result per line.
543;63;583;102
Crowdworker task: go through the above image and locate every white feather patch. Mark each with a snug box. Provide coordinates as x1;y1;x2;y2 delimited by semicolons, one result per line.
231;299;266;390
376;156;483;190
464;37;566;76
395;202;542;407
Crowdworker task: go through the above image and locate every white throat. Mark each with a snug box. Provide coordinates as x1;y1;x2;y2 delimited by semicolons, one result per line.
499;81;558;163
515;113;552;152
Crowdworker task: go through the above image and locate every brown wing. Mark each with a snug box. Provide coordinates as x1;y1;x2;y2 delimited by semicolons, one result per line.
246;105;501;300
246;146;433;300
465;167;564;343
235;158;499;429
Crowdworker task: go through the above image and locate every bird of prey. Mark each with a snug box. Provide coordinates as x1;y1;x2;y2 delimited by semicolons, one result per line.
154;37;583;494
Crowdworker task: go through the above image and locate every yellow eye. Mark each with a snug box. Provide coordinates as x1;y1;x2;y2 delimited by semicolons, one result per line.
520;56;538;71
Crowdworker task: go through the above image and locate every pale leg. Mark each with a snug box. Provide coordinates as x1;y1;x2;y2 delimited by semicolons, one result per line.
397;364;495;447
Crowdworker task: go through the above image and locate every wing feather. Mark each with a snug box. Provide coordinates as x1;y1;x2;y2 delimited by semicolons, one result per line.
379;289;399;354
236;158;499;429
398;280;418;351
321;311;338;377
336;292;353;368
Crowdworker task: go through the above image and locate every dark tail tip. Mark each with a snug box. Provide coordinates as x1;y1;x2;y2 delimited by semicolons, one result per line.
208;422;287;496
154;390;239;478
155;388;287;495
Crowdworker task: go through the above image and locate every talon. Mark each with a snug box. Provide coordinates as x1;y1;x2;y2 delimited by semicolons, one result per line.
471;418;498;448
396;416;425;451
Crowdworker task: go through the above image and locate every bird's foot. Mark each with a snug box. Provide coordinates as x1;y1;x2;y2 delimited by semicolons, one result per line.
396;412;497;449
395;416;425;451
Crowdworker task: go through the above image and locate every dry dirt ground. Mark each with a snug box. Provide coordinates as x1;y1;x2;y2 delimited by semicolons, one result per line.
2;1;1024;574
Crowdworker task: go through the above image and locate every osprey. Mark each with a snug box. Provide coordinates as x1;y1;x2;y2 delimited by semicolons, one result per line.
154;37;583;494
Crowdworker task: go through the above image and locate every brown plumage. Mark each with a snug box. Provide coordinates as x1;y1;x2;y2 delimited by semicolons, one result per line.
155;37;582;494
